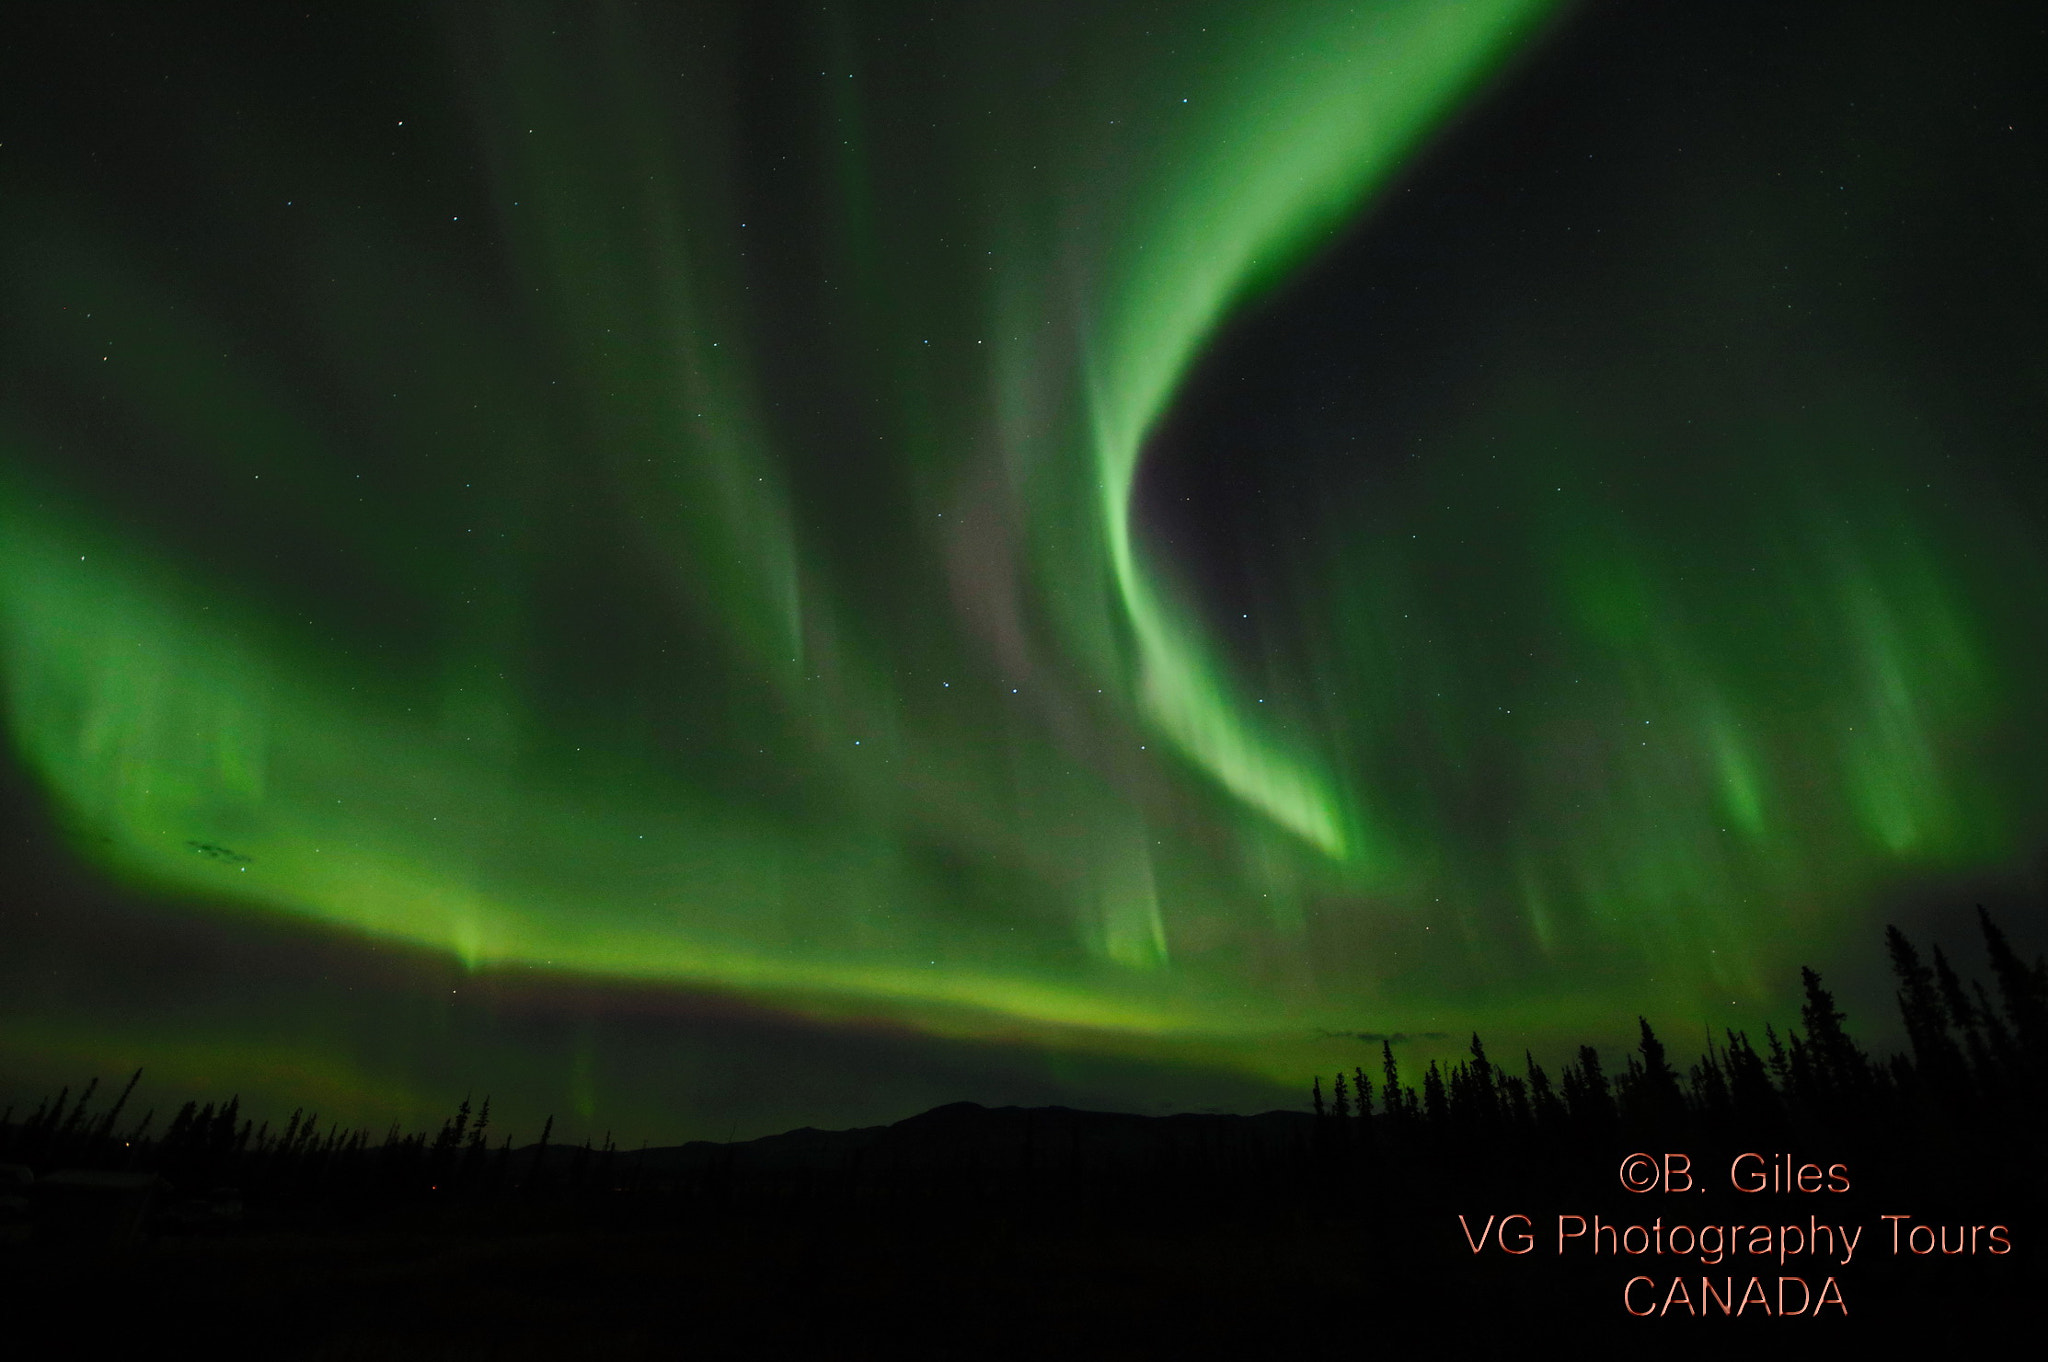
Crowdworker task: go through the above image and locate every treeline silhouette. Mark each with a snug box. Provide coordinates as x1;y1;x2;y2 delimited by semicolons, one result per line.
0;1082;638;1213
1;910;2041;1357
1303;907;2047;1171
1;907;2042;1223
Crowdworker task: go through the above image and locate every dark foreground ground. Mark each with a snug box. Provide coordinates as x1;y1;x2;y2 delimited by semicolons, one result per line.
8;1187;2036;1360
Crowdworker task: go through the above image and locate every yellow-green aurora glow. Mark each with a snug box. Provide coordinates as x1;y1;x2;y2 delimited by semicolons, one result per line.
3;0;2045;1127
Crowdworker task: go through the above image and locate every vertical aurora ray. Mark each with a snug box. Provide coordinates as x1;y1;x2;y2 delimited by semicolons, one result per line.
2;0;2046;1120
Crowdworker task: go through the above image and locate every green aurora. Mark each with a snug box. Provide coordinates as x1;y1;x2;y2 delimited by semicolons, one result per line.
3;0;2046;1136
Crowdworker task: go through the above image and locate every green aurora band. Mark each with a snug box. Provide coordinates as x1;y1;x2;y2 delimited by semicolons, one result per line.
3;0;2044;1107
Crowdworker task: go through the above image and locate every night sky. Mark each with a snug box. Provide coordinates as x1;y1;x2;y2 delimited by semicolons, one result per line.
4;0;2045;1145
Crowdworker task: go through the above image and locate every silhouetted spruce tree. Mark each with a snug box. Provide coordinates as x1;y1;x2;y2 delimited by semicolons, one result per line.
93;1069;142;1154
460;1098;491;1190
1723;1030;1782;1132
164;1100;197;1153
1422;1061;1448;1128
1499;1073;1530;1129
1784;1028;1818;1109
430;1096;471;1187
1886;925;1968;1100
309;1124;333;1189
1467;1034;1498;1124
1379;1042;1404;1132
527;1115;555;1197
1622;1015;1687;1130
1525;1052;1564;1130
1561;1045;1615;1128
36;1087;67;1137
1978;906;2048;1073
1972;979;2022;1080
1345;1065;1374;1157
1931;944;1996;1088
1687;1038;1731;1129
1798;968;1868;1115
54;1077;98;1158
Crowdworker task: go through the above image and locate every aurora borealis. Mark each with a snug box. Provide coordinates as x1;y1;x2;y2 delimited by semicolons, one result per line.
4;0;2046;1141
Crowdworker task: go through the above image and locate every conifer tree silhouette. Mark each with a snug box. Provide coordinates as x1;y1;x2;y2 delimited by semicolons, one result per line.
1466;1034;1498;1123
55;1077;98;1154
1763;1023;1793;1093
491;1132;513;1192
1524;1052;1564;1128
1422;1061;1448;1128
1886;925;1967;1100
1972;979;2021;1079
1978;905;2048;1070
528;1115;555;1197
1561;1045;1615;1127
1686;1037;1730;1128
1798;969;1866;1110
1722;1030;1781;1131
1933;943;1989;1070
93;1069;142;1153
1498;1073;1530;1127
1628;1018;1685;1128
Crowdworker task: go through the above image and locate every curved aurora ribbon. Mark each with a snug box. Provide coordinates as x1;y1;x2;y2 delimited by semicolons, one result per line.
1;0;2034;1092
